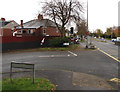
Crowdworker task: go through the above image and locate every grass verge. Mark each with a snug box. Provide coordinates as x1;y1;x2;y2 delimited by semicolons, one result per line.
94;38;107;43
3;44;81;53
2;78;56;91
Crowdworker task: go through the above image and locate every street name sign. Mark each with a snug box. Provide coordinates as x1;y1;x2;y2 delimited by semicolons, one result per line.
10;61;35;83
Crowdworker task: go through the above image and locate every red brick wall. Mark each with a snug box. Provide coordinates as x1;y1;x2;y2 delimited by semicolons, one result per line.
44;27;61;36
48;27;60;36
1;28;12;36
15;27;61;37
2;36;43;43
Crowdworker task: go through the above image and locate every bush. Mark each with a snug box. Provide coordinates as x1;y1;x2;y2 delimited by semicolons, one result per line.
47;37;70;47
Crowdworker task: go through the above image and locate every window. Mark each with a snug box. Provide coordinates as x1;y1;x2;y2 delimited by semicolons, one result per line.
28;29;34;34
23;30;26;33
18;30;22;34
31;30;34;34
28;30;31;34
43;30;46;34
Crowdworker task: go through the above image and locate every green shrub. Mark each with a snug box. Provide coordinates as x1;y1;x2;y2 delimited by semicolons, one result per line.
47;37;70;47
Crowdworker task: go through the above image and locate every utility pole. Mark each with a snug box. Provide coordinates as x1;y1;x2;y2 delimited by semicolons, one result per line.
86;0;89;48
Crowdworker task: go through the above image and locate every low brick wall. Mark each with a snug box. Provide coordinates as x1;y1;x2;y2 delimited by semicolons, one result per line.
2;41;41;51
1;36;60;51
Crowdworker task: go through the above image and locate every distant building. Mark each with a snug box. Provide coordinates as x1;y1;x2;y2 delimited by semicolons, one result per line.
112;26;120;37
14;14;61;37
0;18;18;36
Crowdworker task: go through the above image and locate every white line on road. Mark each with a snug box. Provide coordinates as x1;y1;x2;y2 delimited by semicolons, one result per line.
38;55;71;58
68;51;77;57
97;48;120;62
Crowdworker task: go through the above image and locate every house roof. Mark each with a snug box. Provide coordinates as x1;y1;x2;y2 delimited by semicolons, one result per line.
0;21;10;28
3;21;19;29
0;20;18;29
17;19;58;29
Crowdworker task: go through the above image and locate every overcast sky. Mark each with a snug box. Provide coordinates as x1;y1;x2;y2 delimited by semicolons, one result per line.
0;0;119;32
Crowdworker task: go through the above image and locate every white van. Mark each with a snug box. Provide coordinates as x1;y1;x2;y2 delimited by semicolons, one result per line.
117;37;120;42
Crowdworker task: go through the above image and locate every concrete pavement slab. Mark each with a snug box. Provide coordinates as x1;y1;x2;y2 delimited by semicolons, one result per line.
72;72;112;90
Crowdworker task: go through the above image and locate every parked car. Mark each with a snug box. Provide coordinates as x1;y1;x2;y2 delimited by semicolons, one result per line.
70;37;80;44
111;37;120;42
111;39;117;42
116;37;120;42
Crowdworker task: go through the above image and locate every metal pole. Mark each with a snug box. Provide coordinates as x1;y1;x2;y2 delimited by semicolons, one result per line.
86;0;89;48
87;0;88;31
111;28;112;40
10;62;12;83
33;64;35;84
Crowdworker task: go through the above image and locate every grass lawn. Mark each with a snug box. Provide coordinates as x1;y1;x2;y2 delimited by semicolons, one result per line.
2;78;56;91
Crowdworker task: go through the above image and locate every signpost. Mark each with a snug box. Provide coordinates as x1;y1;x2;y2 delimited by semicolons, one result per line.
10;61;35;83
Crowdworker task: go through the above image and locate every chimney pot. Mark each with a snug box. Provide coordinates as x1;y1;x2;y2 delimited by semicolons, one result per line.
1;18;5;21
20;20;23;28
38;14;43;20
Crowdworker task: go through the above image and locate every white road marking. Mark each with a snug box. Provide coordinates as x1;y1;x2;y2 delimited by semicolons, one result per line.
109;78;120;83
68;54;70;56
68;51;77;56
38;51;78;58
97;48;120;62
38;51;77;58
38;54;71;58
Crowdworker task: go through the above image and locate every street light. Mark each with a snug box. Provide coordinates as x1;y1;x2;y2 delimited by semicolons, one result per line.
86;0;89;48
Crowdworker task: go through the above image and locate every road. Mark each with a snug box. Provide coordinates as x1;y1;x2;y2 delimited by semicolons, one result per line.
2;49;118;79
93;38;119;60
2;41;119;90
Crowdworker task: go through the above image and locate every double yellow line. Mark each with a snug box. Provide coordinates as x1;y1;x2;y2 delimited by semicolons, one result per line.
97;48;120;62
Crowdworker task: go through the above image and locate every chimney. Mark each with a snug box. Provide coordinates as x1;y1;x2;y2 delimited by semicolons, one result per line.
1;18;5;21
20;20;23;28
38;14;43;20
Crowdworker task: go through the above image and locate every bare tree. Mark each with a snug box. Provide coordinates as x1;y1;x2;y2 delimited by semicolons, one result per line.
42;0;84;37
76;19;87;40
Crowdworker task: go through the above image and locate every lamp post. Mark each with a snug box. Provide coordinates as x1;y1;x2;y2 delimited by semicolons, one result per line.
86;0;89;48
111;28;113;40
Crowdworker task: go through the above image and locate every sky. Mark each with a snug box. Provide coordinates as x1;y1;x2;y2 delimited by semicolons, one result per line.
0;0;119;33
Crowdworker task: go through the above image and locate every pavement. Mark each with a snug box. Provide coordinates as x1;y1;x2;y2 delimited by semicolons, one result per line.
2;69;114;90
2;43;118;91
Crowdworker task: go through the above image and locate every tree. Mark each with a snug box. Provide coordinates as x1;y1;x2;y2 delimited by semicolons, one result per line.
95;29;103;37
104;27;115;38
76;19;87;40
42;0;84;37
105;27;112;36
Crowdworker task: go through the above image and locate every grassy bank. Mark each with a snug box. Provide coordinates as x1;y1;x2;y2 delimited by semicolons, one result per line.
2;78;56;91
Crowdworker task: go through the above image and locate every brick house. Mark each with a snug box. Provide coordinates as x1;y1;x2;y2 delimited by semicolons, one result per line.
0;18;18;36
15;14;61;37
